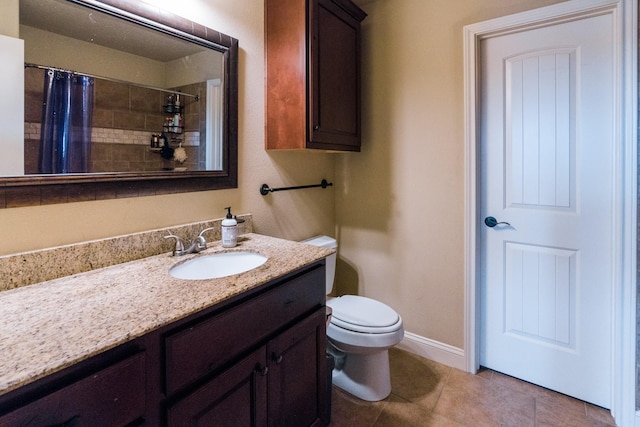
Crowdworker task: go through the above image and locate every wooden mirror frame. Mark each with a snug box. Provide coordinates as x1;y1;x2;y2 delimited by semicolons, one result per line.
1;0;238;209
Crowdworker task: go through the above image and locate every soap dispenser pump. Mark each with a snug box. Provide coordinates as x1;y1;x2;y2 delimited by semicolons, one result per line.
221;207;238;248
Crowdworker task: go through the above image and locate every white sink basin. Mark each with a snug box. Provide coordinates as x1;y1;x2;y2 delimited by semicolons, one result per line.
169;251;268;280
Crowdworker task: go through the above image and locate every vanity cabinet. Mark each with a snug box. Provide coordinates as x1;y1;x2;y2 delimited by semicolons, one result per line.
265;0;367;152
165;265;328;426
0;261;328;427
168;309;326;426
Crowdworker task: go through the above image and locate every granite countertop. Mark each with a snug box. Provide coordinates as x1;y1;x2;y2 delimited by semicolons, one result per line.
0;233;333;397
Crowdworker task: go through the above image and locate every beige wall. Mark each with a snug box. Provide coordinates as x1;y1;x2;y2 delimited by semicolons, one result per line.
336;0;567;349
0;0;18;38
0;0;335;256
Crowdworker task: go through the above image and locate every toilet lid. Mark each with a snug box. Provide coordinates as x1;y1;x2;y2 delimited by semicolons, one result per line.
327;295;400;333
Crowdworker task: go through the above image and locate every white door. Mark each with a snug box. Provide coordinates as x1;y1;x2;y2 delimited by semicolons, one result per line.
479;11;614;408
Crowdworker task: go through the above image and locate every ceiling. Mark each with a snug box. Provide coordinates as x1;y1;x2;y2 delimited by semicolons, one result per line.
19;0;207;62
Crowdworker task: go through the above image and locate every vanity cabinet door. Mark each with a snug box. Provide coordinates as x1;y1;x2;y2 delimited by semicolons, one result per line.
0;353;145;427
265;0;366;151
166;347;268;426
268;307;328;427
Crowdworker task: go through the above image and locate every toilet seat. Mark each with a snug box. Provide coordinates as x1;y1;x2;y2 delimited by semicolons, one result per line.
328;295;402;334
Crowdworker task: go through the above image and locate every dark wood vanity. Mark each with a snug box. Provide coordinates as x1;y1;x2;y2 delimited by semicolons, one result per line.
0;262;328;426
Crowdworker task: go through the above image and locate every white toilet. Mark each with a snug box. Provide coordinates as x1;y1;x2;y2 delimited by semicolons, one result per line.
303;236;404;401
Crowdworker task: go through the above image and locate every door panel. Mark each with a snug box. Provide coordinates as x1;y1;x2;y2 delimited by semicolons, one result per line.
506;49;575;210
505;243;576;349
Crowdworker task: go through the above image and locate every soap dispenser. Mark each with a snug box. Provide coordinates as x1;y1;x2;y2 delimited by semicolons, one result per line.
221;207;238;248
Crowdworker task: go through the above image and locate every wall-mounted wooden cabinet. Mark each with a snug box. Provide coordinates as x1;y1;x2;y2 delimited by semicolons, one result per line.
266;0;367;152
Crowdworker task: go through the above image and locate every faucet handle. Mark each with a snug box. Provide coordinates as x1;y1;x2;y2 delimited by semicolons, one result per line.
195;227;215;251
198;227;215;239
164;234;185;256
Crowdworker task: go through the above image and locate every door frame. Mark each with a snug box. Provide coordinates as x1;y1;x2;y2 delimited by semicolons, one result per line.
463;0;637;425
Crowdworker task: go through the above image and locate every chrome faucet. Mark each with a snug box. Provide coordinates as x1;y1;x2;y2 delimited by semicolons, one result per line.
165;227;216;256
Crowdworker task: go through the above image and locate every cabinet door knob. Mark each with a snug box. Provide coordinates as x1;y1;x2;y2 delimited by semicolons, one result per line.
272;353;283;364
257;365;268;376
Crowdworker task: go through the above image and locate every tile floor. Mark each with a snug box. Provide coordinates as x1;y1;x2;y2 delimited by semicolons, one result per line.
329;348;616;427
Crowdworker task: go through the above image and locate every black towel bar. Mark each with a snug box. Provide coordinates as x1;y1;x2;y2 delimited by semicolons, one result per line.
260;179;333;196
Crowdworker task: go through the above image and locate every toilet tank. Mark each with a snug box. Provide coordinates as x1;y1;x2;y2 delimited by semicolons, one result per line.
302;235;337;295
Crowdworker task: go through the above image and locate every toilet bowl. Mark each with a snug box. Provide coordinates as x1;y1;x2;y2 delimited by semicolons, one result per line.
303;236;404;401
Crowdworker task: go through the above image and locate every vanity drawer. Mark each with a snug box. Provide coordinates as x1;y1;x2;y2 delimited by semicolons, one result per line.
165;264;325;395
0;353;145;427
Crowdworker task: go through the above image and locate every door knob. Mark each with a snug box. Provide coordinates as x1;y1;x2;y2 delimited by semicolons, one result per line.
484;216;511;228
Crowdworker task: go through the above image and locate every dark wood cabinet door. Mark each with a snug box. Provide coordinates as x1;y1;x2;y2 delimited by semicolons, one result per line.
308;0;365;152
167;347;268;427
268;308;328;427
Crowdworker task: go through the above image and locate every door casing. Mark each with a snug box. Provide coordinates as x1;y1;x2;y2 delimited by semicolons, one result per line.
463;0;637;425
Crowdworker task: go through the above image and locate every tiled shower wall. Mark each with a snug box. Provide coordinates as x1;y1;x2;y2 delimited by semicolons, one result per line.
24;68;208;173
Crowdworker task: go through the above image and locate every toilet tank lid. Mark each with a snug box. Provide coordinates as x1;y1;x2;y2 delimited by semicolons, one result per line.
302;235;337;249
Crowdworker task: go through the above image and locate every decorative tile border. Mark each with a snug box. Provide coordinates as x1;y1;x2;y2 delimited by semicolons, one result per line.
24;123;200;146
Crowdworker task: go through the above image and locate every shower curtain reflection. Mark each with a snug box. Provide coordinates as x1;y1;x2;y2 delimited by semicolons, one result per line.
39;70;94;174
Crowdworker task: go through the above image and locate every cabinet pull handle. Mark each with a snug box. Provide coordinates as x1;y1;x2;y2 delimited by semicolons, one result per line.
257;365;268;376
272;353;283;364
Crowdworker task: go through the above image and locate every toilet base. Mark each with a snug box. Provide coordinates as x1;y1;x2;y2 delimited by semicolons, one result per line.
330;347;392;402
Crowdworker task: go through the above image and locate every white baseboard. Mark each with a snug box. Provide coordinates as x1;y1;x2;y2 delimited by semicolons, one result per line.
396;331;466;371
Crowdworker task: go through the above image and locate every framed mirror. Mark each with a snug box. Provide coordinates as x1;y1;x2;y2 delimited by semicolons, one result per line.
2;0;238;208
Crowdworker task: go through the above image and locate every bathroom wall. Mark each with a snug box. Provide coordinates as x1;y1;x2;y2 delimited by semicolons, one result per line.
0;0;335;256
0;0;18;38
336;0;568;350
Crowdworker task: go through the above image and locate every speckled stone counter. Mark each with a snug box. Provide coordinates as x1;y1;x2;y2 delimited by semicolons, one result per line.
0;233;333;397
